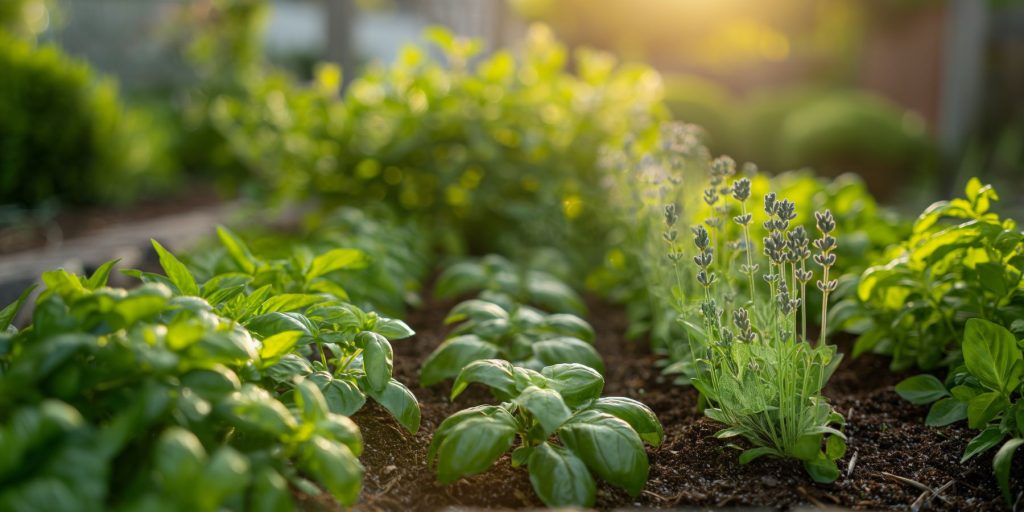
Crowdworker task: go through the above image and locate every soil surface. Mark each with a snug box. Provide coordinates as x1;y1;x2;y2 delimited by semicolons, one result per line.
327;293;1019;511
0;184;221;255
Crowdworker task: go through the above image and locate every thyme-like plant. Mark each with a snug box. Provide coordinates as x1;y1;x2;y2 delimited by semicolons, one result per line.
685;165;847;483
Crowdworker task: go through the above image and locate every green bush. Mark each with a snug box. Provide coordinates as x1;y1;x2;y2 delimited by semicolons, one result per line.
211;25;666;255
662;80;937;192
0;32;177;207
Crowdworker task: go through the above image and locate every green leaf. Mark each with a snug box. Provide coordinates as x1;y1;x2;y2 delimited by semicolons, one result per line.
308;372;366;416
151;239;199;296
84;259;120;289
826;435;847;461
961;427;1005;462
434;262;488;298
739;446;777;464
299;436;364;506
357;332;393;393
249;469;293;512
428;405;515;462
977;262;1010;297
0;284;36;330
420;335;499;387
895;374;950;404
804;454;840;484
217;226;256;274
541;364;604;407
435;416;516;484
558;410;648;497
539;314;595;342
925;397;968;427
532;337;605;374
198;447;250;508
258;331;303;367
247;312;314;338
528;442;596;507
307;249;366;280
154;427;206;495
373;317;415;340
445;299;509;325
588;397;664;446
259;294;323;314
963;318;1023;394
967;391;1010;429
993;437;1023;504
292;379;330;424
516;386;572;437
451;359;517;400
362;377;421;433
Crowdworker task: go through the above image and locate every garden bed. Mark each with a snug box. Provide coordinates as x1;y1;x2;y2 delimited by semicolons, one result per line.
337;294;1012;511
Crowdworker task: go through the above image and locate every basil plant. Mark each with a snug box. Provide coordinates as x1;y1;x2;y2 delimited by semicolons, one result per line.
429;360;663;507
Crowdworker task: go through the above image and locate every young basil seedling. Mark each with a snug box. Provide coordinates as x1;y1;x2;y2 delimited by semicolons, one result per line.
420;298;603;387
429;360;663;507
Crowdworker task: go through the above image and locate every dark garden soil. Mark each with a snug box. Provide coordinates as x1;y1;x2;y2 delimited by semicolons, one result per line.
329;293;1020;511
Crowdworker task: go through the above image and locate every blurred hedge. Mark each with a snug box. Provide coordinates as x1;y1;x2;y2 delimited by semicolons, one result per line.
663;77;937;194
0;32;179;207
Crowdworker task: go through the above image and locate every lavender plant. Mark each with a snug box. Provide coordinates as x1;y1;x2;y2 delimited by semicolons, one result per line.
685;166;847;483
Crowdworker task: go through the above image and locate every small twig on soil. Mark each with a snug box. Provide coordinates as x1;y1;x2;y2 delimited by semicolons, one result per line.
642;489;671;503
846;451;858;478
797;486;828;509
875;472;950;505
911;479;954;512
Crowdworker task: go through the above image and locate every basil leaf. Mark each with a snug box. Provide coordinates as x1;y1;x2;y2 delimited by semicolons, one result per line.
925;397;968;427
558;410;648;496
541;363;604;407
532;337;605;374
961;427;1005;462
993;437;1023;504
308;372;366;416
588;397;664;446
528;442;596;507
894;374;950;405
151;239;199;296
435;416;516;484
515;386;571;437
451;359;517;400
962;318;1022;394
362;377;421;433
298;436;363;506
357;332;393;393
420;335;499;387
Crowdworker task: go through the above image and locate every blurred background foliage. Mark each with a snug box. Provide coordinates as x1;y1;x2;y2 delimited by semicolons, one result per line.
0;0;1021;242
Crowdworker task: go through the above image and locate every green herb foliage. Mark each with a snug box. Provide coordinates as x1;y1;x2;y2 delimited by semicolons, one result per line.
139;234;422;433
429;359;663;507
434;254;586;316
0;264;364;510
420;298;602;387
680;158;847;483
0;31;177;207
896;318;1024;503
210;24;665;255
837;178;1024;370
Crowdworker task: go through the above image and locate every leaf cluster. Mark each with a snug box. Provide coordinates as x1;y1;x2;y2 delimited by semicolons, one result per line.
429;360;663;507
838;178;1024;370
0;264;364;511
422;256;602;387
144;231;422;433
896;318;1024;502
